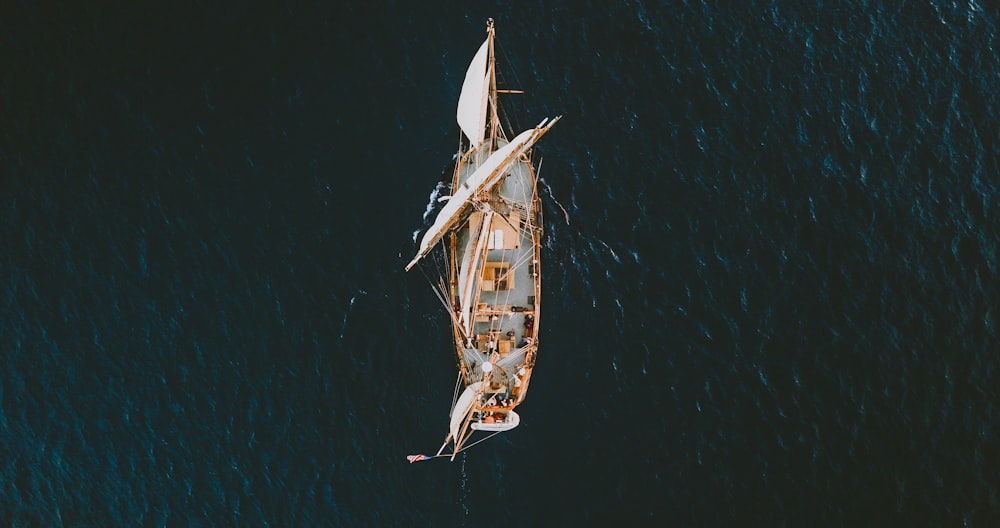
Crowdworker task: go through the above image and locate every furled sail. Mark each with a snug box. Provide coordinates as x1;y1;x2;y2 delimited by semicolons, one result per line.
456;38;491;147
457;212;487;324
449;381;484;444
405;116;561;271
460;211;494;333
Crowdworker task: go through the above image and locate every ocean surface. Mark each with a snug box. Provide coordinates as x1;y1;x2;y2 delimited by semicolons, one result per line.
2;1;998;525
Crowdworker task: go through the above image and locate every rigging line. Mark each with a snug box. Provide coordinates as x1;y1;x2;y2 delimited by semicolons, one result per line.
418;248;468;340
409;429;503;463
487;250;518;335
457;431;504;454
450;369;464;412
493;208;535;279
493;42;525;135
525;157;542;231
483;223;536;338
496;252;518;320
419;261;451;311
487;244;531;341
411;427;502;463
495;240;536;288
510;234;538;269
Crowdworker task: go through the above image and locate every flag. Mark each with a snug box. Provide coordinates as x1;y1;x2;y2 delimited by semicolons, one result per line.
407;454;432;463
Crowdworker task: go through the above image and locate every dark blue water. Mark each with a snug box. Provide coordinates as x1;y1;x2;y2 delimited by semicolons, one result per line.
3;1;998;525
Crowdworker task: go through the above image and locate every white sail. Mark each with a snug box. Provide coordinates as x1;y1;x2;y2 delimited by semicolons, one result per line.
456;38;490;146
460;211;494;333
405;117;560;271
457;212;486;321
449;381;484;443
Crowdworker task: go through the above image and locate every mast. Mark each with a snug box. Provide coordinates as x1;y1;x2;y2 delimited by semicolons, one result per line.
487;18;499;148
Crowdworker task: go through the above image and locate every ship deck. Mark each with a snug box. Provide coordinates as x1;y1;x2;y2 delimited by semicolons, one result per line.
454;153;539;356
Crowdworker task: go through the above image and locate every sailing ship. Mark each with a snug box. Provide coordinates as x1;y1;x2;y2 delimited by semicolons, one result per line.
405;19;560;460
